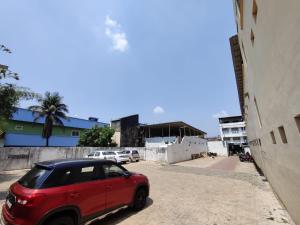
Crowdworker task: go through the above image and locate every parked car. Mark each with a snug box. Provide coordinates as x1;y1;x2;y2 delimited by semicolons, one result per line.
114;151;130;164
1;159;149;225
85;151;117;162
125;150;140;162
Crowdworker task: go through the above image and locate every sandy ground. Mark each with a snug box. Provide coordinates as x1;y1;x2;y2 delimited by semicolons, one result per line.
0;157;295;225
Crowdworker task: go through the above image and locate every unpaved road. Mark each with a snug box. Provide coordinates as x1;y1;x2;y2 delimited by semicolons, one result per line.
0;157;295;225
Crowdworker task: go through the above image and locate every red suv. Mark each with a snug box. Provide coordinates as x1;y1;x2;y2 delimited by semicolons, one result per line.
1;159;149;225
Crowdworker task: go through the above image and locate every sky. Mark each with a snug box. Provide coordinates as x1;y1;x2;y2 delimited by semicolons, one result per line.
0;0;240;136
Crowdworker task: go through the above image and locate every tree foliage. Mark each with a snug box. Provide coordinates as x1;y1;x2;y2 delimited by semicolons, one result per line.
29;92;69;146
78;126;116;147
0;44;37;122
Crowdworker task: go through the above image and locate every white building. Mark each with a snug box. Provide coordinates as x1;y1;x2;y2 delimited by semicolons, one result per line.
219;116;247;153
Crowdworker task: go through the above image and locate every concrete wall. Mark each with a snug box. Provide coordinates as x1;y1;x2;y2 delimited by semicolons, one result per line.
0;137;208;170
145;136;177;148
207;141;228;156
233;1;300;224
112;131;121;147
166;136;208;164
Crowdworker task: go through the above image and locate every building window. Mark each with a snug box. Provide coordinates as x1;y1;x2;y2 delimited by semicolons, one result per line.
251;30;255;46
295;115;300;134
222;128;229;134
254;97;262;128
236;0;244;30
278;126;288;144
15;125;23;131
270;131;276;144
71;130;80;137
252;0;258;22
232;128;239;134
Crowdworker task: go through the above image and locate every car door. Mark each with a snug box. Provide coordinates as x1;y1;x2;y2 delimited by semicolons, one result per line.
64;165;107;217
102;163;135;209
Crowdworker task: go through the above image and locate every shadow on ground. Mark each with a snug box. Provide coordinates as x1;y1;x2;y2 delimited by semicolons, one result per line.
90;198;153;225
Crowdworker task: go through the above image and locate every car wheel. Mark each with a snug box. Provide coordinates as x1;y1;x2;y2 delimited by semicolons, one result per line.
46;216;74;225
132;188;147;211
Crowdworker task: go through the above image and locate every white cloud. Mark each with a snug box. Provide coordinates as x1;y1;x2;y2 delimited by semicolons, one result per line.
104;15;128;52
105;15;118;27
153;106;165;115
212;110;228;119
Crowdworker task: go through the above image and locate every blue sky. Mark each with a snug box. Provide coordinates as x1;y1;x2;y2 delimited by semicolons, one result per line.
0;0;239;136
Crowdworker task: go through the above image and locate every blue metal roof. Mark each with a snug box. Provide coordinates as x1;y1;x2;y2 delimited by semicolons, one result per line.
11;108;108;129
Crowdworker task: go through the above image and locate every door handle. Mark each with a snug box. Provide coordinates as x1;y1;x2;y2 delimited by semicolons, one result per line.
69;192;80;198
105;186;112;191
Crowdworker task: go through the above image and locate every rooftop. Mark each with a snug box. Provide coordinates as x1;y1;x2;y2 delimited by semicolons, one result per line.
140;121;206;136
10;108;108;129
36;159;113;169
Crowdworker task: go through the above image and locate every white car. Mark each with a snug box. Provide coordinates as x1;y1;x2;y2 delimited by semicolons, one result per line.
114;150;130;164
125;150;140;162
85;151;117;162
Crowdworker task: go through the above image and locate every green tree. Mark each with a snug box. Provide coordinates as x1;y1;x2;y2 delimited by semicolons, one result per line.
0;45;37;127
78;126;116;147
29;92;69;146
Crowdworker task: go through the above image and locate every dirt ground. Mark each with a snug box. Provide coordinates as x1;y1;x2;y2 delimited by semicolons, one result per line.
0;157;295;225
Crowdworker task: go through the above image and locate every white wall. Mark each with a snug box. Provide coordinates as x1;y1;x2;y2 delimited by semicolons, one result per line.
166;136;208;164
207;141;228;156
145;136;177;148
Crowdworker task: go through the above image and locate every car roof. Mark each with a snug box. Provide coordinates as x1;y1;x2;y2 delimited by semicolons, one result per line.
36;159;114;170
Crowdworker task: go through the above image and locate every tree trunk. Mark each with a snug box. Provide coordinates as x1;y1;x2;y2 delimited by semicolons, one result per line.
46;137;49;147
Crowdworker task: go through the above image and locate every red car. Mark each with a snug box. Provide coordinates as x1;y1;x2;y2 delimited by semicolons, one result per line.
1;159;149;225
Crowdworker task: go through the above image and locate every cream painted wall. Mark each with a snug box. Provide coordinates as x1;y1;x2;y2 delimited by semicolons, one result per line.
207;141;228;156
112;131;121;147
233;0;300;223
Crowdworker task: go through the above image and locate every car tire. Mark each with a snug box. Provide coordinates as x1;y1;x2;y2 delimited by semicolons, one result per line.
132;188;147;211
46;216;74;225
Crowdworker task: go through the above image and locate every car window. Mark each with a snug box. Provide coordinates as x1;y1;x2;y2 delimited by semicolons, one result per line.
108;151;116;155
125;151;130;154
18;166;51;189
42;168;77;188
88;153;94;157
43;165;104;188
103;164;126;178
95;152;100;157
74;166;98;183
133;150;139;154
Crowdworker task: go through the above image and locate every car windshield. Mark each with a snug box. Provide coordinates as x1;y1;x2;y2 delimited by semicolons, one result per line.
103;151;116;155
88;153;94;156
18;166;51;189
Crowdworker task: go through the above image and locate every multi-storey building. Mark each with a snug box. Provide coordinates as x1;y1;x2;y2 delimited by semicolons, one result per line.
219;116;247;150
230;0;300;223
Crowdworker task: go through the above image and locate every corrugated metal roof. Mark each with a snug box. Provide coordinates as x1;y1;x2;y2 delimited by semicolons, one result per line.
10;108;108;129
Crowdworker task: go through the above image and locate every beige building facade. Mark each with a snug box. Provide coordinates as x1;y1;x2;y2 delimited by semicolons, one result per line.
230;0;300;224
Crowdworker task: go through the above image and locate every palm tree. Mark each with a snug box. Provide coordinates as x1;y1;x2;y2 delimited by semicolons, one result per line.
29;92;68;147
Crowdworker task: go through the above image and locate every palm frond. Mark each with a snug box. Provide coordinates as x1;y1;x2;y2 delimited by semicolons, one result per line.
54;117;64;126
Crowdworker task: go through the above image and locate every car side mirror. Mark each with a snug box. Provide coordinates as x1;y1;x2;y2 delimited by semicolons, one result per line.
123;171;132;179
